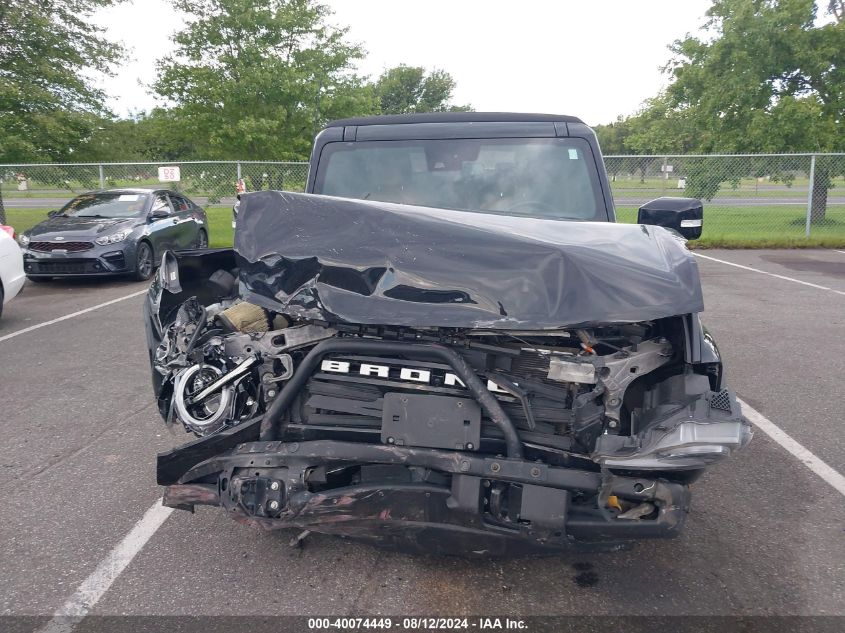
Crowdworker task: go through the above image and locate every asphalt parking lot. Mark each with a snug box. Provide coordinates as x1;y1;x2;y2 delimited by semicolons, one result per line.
0;249;843;627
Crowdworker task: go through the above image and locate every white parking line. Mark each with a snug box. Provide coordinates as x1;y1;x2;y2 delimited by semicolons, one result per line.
739;399;845;497
836;250;845;255
693;252;845;296
37;500;173;633
0;289;148;344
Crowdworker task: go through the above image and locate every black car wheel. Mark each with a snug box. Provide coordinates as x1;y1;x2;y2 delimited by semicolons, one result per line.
0;283;4;319
196;229;208;249
133;241;154;281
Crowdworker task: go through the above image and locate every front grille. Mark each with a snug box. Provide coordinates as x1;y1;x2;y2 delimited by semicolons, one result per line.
290;353;577;452
33;261;90;274
29;241;94;253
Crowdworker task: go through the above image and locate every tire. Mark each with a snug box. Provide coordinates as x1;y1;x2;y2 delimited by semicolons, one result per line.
132;241;155;281
0;283;4;320
195;229;208;249
26;276;52;283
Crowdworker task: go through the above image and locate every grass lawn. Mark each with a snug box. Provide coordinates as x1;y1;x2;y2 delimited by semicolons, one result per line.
3;209;53;234
5;204;845;249
611;186;813;199
206;206;234;247
616;205;845;248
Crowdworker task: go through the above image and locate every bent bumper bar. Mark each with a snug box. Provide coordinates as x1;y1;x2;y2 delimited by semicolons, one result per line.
162;440;691;553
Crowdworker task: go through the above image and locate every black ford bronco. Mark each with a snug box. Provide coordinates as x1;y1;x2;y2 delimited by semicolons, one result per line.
144;113;751;555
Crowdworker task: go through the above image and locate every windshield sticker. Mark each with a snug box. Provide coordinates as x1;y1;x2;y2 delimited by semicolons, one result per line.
568;148;579;160
119;194;140;201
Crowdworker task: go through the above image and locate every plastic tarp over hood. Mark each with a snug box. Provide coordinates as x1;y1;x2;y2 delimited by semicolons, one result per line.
235;191;703;329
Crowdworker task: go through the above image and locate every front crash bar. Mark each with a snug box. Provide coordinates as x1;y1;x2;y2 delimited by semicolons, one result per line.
176;439;595;490
258;339;524;459
169;439;685;507
163;440;690;544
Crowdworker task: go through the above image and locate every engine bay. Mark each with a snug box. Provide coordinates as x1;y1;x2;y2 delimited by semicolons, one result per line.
150;264;747;478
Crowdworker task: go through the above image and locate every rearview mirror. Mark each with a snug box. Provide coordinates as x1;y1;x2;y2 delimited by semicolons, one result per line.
638;197;703;240
150;207;170;220
48;209;61;217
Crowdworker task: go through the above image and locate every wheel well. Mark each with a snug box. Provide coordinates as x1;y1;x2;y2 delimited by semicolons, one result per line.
137;238;155;267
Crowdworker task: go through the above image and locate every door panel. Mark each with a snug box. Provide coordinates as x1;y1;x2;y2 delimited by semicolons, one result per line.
168;194;198;248
148;194;180;253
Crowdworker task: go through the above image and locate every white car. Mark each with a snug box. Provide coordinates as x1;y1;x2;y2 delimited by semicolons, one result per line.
0;226;26;319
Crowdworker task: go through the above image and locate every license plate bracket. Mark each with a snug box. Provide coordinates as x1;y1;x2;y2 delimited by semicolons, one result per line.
382;393;481;451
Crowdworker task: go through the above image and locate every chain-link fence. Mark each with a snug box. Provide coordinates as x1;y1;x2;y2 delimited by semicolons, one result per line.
0;160;308;213
2;155;844;243
605;153;845;242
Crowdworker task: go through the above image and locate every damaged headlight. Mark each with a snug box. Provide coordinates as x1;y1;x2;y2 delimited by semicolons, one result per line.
17;233;30;247
95;230;131;245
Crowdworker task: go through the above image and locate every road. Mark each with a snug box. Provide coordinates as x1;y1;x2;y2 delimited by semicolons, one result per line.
0;250;843;628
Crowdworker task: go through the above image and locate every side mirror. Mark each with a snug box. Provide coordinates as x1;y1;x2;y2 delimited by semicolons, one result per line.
48;209;61;217
638;197;703;240
150;207;170;220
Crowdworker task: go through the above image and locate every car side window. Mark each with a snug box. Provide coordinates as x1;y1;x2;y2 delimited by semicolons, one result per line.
152;195;172;214
169;194;190;212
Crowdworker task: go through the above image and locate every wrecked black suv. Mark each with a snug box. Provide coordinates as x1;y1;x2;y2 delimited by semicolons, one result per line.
145;113;751;555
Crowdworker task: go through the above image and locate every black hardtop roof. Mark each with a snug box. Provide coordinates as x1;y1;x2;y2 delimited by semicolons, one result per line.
325;112;584;128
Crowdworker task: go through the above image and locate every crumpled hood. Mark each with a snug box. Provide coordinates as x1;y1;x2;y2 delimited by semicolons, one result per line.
235;191;704;329
27;216;136;240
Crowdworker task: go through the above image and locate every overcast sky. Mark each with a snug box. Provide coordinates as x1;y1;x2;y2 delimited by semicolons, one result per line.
94;0;713;126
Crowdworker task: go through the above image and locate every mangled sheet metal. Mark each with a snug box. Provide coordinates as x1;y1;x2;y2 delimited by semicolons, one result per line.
234;191;704;329
147;191;750;554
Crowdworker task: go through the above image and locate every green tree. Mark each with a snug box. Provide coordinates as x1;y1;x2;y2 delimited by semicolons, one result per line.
643;0;844;220
622;96;702;155
0;0;125;162
0;0;125;222
77;109;198;162
153;0;376;161
594;116;631;156
374;65;471;114
595;117;637;183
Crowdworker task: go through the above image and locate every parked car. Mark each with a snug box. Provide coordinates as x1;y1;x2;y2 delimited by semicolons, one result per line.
18;189;209;282
146;113;750;555
0;225;25;319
